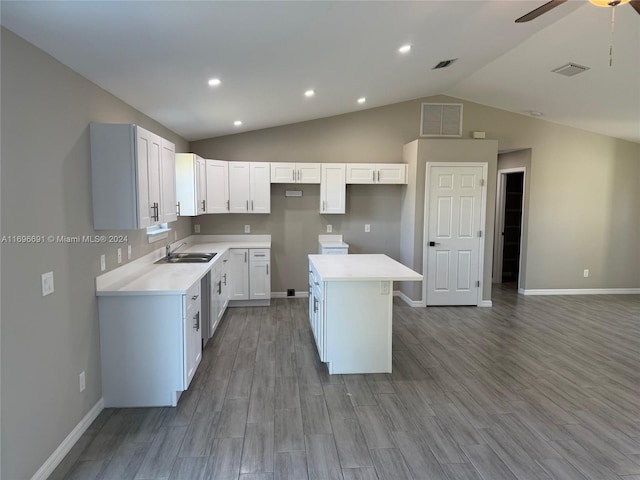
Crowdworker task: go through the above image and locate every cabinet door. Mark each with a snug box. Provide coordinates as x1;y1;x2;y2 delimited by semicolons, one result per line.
228;249;249;300
221;253;230;311
298;163;321;184
196;156;207;215
250;162;271;213
320;164;346;214
377;164;407;184
346;164;375;184
228;162;250;213
136;127;163;227
205;159;229;213
250;249;271;300
210;271;222;336
270;163;296;183
160;139;178;223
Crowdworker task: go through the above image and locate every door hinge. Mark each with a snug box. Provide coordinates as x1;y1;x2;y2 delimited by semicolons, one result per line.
480;178;485;187
476;280;481;287
478;230;482;238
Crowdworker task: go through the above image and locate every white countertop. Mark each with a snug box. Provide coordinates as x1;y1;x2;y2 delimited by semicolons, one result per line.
96;235;270;296
308;254;422;282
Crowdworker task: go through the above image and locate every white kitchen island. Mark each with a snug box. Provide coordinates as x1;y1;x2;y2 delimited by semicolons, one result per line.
308;254;422;374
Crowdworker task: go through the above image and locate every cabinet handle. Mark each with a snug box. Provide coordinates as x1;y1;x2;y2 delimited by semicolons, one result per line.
251;200;254;211
177;202;181;216
266;264;269;275
246;200;249;211
226;200;229;211
322;200;326;211
372;171;375;182
244;251;247;263
191;294;199;300
377;170;380;182
202;200;206;212
194;311;200;331
254;253;265;257
151;202;159;221
314;282;319;286
293;170;296;181
217;281;222;295
313;297;318;313
223;273;227;285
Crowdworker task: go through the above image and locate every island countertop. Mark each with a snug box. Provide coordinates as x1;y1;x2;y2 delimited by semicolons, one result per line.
308;254;422;282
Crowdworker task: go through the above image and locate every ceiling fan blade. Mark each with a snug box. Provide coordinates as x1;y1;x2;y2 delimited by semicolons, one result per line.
515;0;568;23
629;0;640;15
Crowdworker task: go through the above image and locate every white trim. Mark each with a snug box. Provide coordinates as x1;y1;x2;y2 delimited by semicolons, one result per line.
479;300;493;307
423;162;488;307
271;291;309;299
31;398;104;480
396;290;424;307
521;288;640;296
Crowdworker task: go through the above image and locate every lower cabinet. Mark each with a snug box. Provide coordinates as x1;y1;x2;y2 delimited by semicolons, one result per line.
98;281;202;407
209;250;230;339
229;248;271;305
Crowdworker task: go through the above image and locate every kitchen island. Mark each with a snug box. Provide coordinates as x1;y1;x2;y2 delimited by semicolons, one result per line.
308;254;422;374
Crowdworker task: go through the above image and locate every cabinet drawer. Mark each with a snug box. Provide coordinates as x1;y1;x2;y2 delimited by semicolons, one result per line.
250;249;270;261
186;281;201;314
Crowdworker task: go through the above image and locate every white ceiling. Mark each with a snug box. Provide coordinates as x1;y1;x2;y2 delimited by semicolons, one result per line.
2;1;638;143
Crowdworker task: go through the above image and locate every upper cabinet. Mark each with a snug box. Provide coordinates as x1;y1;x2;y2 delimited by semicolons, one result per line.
228;162;271;214
205;159;229;214
320;164;346;214
271;162;321;184
175;153;207;216
346;163;407;184
90;123;177;230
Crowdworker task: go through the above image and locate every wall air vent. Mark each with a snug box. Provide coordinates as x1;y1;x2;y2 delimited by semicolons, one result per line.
433;58;458;69
552;63;590;77
420;103;463;137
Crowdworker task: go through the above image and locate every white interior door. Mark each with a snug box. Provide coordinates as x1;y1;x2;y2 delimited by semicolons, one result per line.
426;164;485;306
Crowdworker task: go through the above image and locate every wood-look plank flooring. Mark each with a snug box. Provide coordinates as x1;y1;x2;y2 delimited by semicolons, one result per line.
50;285;640;479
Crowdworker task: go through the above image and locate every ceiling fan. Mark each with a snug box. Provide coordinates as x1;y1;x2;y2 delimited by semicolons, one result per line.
515;0;640;23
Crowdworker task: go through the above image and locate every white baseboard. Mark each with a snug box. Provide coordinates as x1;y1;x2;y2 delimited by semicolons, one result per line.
396;290;424;307
478;300;493;307
521;288;640;296
271;291;309;299
31;398;104;480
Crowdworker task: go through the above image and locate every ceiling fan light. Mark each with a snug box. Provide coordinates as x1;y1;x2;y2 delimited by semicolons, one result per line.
588;0;630;7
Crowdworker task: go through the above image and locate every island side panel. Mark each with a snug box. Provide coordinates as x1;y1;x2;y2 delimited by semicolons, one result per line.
325;280;393;374
98;295;184;407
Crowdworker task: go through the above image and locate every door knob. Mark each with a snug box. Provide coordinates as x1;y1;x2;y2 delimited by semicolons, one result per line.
429;241;441;247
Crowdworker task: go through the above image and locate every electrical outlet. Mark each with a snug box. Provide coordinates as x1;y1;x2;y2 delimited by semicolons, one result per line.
287;288;295;297
244;225;250;233
174;231;178;241
41;271;54;296
127;245;132;260
380;281;390;295
100;254;106;272
365;224;371;233
117;248;122;264
583;269;589;278
194;224;201;233
327;224;332;233
79;371;86;392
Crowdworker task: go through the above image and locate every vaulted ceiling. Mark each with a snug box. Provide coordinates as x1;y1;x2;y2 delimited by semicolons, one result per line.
2;1;638;143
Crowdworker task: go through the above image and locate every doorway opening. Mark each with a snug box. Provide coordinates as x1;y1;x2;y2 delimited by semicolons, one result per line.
493;167;526;288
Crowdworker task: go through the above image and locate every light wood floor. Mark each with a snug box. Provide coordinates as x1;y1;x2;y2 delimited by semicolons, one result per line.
51;285;640;480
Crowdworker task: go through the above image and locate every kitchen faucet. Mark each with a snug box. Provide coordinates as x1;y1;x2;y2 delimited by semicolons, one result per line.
166;241;187;259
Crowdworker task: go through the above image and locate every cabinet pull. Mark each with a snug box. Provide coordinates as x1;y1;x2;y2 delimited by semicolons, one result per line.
251;200;254;211
372;170;375;182
313;297;318;313
266;264;269;275
254;253;265;257
223;273;227;285
226;200;229;211
151;202;159;221
244;251;247;263
194;311;200;331
191;294;199;300
322;200;326;211
202;200;206;212
177;201;181;216
217;281;222;295
293;170;296;181
377;170;380;182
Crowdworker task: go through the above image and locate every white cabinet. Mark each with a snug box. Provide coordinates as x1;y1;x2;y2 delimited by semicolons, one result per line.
205;159;230;214
175;153;207;216
271;162;321;184
209;250;230;339
309;265;326;361
90;123;177;229
228;248;271;304
228;162;271;214
98;280;202;407
346;163;407;184
320;163;346;214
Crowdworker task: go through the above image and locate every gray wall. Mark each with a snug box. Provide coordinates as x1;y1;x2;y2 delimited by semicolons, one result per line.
191;94;640;297
1;28;190;479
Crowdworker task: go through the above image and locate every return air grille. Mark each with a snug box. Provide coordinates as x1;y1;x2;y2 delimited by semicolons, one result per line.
420;103;463;137
552;63;590;77
433;58;458;69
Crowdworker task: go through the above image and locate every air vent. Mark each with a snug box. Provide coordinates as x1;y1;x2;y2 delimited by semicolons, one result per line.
552;63;590;77
433;58;458;70
421;103;463;137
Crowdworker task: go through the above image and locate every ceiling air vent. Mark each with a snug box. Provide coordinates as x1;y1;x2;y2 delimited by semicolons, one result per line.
552;63;590;77
421;103;463;137
433;58;458;70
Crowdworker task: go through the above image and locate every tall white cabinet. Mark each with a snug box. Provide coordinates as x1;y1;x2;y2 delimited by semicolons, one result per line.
90;123;177;229
320;163;346;214
228;162;271;213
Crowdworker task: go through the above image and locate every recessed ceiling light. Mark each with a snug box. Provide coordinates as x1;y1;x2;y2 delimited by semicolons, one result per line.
208;78;221;87
304;89;315;97
529;111;543;117
234;120;243;126
398;44;411;54
357;97;366;104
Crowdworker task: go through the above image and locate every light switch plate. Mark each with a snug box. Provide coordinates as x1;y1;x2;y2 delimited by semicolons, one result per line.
327;225;332;233
100;254;106;272
365;224;371;233
380;281;390;295
194;224;201;233
117;248;122;264
127;245;132;260
41;271;54;296
244;225;250;233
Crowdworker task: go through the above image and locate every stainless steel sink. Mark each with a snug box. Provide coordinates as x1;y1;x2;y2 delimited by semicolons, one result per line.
155;252;217;264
